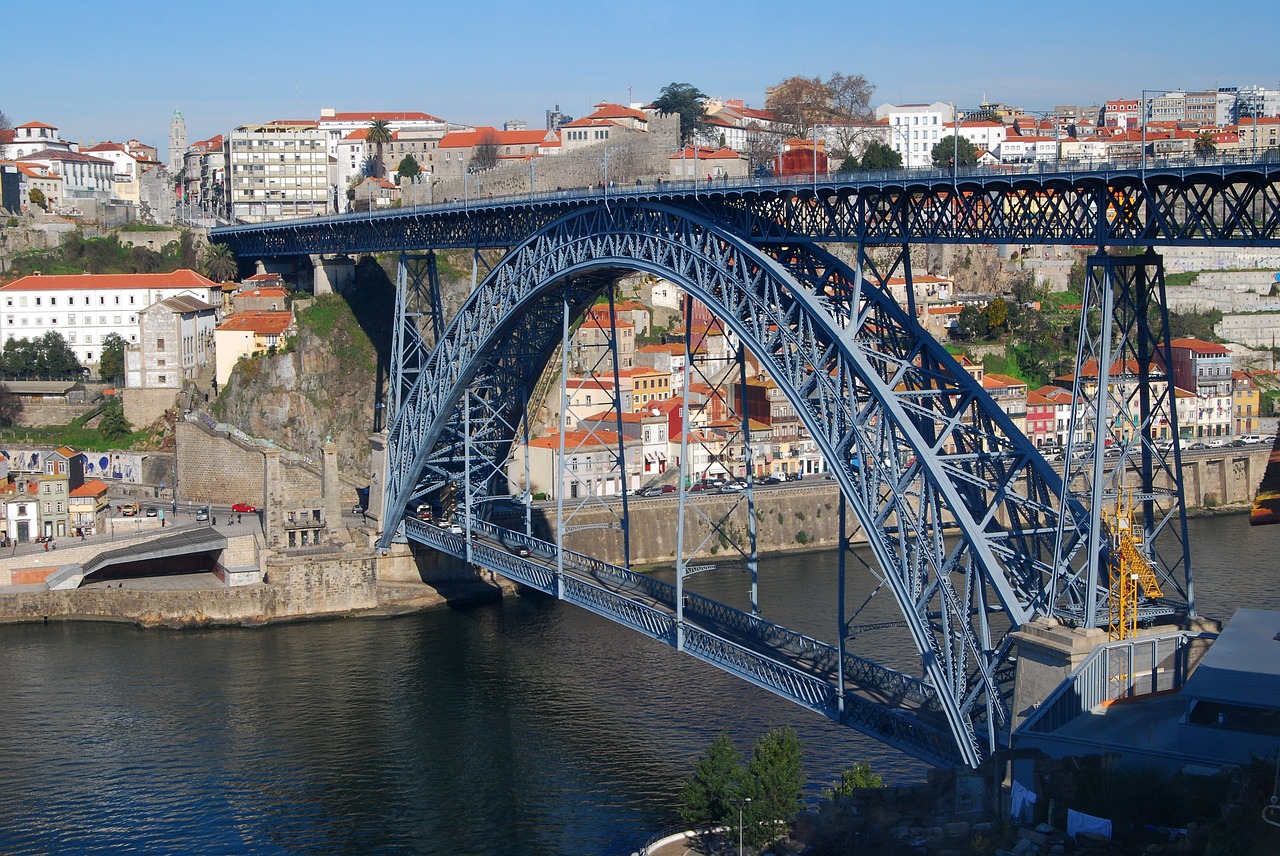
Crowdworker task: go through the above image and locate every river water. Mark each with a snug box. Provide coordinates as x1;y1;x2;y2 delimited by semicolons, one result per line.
0;515;1276;855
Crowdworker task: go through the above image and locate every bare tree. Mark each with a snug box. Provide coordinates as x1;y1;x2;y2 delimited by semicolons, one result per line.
0;110;11;131
765;72;878;158
472;130;500;171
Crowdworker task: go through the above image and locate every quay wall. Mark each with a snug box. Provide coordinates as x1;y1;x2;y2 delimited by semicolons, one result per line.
534;448;1270;567
0;552;377;627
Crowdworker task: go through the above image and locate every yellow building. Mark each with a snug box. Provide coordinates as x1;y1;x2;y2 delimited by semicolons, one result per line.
1233;371;1260;435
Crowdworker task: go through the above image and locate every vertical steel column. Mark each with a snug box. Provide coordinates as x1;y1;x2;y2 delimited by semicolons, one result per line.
674;296;695;652
605;288;632;569
1083;262;1116;629
464;389;473;567
737;342;759;615
836;493;848;719
389;251;444;427
521;384;533;537
555;284;570;599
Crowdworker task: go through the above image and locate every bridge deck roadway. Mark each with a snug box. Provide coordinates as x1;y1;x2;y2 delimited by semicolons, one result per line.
404;518;959;765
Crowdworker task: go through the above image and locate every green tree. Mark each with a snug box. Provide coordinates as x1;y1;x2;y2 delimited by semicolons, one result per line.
741;726;805;848
1194;132;1217;159
956;305;989;340
365;118;393;178
826;761;884;799
98;395;132;440
29;187;47;210
202;241;239;283
652;82;708;146
931;134;979;168
985;296;1010;333
0;384;23;427
679;733;743;828
1;332;81;378
396;154;422;181
99;333;126;382
857;140;903;171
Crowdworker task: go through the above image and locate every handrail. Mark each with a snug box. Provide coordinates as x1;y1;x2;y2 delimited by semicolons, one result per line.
213;152;1280;237
1016;629;1216;736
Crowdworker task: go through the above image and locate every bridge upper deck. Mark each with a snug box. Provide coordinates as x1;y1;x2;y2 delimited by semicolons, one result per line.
212;155;1280;257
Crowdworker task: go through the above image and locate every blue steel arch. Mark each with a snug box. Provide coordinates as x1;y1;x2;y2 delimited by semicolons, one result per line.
382;201;1106;766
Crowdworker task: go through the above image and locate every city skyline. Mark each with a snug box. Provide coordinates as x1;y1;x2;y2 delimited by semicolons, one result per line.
6;0;1279;161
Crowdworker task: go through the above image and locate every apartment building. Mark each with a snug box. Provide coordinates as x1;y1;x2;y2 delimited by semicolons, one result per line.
874;102;955;169
0;270;219;365
226;122;330;223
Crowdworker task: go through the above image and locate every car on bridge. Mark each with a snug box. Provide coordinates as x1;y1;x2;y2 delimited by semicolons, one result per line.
439;520;464;535
231;502;257;513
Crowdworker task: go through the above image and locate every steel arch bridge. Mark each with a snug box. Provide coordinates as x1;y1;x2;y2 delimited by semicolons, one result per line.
213;160;1280;769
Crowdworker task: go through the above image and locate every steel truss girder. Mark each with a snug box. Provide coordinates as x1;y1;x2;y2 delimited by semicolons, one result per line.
212;162;1280;258
380;201;1097;768
1055;252;1193;627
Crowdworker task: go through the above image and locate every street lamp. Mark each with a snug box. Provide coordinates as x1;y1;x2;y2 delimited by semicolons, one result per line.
739;796;751;856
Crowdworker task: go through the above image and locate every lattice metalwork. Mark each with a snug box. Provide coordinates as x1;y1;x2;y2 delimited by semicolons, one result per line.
1053;252;1192;628
213;161;1280;258
378;202;1107;767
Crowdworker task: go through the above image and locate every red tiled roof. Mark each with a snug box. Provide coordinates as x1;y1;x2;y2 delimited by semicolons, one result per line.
0;270;216;292
322;111;444;123
18;149;113;165
17;121;57;130
236;287;288;298
1169;337;1230;355
70;479;109;498
528;429;624;450
216;310;294;336
586;102;648;122
437;127;551;149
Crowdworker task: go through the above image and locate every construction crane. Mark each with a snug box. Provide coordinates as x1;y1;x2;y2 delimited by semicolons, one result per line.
1103;489;1165;640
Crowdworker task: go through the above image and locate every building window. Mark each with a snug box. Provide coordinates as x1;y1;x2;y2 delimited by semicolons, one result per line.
156;338;165;350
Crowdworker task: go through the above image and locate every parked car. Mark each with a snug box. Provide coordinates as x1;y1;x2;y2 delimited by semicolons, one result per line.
1187;442;1209;450
231;502;257;513
1240;435;1264;444
660;484;676;493
1207;438;1227;448
759;476;782;485
637;486;664;497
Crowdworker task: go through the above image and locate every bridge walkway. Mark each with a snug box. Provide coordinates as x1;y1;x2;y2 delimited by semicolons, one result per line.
405;517;960;766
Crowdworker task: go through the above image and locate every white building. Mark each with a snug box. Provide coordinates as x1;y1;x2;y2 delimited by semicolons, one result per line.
124;295;219;389
996;135;1058;163
949;120;1007;155
0;270;219;365
874;102;955;169
79;142;145;206
315;109;450;161
226;122;331;223
1;121;74;161
17;149;114;206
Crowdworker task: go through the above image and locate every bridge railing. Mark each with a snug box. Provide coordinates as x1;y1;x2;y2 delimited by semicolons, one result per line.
213;150;1280;235
1016;630;1217;736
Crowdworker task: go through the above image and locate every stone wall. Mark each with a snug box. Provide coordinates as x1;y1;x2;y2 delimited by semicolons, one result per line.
176;420;267;507
14;401;99;428
401;113;682;205
0;552;377;626
123;387;179;429
510;448;1271;567
1215;313;1280;349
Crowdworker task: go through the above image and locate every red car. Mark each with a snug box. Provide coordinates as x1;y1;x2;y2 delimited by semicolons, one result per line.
231;502;257;513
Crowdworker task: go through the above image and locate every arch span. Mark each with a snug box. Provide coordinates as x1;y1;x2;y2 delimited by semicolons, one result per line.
381;201;1105;765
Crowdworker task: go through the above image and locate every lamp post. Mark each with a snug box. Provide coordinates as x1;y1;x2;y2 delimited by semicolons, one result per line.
739;796;751;855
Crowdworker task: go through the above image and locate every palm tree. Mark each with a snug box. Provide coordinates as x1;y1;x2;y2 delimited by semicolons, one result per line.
1194;132;1217;160
202;242;239;283
365;119;393;179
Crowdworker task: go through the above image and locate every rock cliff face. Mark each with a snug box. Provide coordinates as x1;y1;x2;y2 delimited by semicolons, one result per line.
213;292;380;478
211;254;475;481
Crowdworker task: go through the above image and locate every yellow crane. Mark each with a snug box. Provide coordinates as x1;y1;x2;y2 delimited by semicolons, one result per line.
1103;489;1164;640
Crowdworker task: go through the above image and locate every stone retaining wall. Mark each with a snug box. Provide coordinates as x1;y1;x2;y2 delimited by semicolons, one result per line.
0;551;377;627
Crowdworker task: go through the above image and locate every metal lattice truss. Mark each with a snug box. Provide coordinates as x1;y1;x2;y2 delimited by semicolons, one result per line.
1053;253;1193;627
379;202;1120;767
212;162;1280;258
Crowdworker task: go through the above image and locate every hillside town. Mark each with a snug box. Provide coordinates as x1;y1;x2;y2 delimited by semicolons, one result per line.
0;80;1279;521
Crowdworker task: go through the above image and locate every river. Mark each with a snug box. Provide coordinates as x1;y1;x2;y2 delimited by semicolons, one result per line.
0;514;1275;854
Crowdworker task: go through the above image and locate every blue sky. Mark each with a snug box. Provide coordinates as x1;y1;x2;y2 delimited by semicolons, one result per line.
6;0;1277;160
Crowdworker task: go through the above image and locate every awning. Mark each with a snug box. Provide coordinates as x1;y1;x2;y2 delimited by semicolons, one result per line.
657;451;668;461
644;452;657;463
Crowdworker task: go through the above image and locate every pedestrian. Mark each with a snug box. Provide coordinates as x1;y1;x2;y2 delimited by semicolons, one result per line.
237;513;242;524
213;515;217;526
43;541;48;552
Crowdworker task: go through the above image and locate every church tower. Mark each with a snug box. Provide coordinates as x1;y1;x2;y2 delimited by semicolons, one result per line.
168;109;188;170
